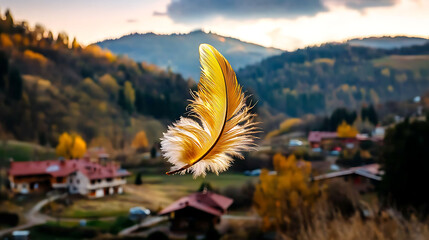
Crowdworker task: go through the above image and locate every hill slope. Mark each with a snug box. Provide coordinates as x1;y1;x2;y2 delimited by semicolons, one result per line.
347;36;428;49
237;42;429;117
97;30;282;80
0;11;191;147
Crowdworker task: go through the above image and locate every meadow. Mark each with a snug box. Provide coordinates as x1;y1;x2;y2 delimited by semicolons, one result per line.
47;172;257;219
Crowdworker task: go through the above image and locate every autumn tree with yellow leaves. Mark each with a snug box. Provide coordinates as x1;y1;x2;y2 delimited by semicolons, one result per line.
337;120;358;138
56;132;87;159
132;131;149;152
253;153;320;239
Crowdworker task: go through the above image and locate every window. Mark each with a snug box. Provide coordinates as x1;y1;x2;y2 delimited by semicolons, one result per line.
91;180;96;184
56;177;64;183
76;179;80;184
106;178;112;182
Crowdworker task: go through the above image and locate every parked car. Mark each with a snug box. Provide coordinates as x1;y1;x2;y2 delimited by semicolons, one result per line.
244;169;261;176
129;207;151;221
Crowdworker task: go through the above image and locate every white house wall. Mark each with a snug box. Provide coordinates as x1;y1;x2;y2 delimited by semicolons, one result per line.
68;171;90;195
95;189;104;198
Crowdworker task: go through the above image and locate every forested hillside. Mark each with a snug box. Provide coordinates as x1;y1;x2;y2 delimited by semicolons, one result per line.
237;43;429;117
0;10;192;147
347;36;428;49
97;30;282;81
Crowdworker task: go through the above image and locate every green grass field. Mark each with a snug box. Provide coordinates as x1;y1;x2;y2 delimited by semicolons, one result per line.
45;216;134;234
0;140;55;163
142;172;257;190
373;55;429;71
56;172;257;218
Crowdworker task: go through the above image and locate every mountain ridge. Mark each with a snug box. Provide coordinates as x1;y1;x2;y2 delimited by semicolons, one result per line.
96;30;283;80
346;36;429;49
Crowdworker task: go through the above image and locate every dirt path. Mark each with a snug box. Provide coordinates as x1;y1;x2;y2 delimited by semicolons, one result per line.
0;193;66;237
118;216;167;236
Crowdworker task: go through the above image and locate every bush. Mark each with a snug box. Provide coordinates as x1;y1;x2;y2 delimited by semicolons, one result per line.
325;179;358;218
380;118;429;216
109;216;135;234
204;226;221;240
135;172;143;185
0;212;19;226
34;224;98;238
221;220;263;240
198;182;216;192
147;231;169;240
222;181;255;210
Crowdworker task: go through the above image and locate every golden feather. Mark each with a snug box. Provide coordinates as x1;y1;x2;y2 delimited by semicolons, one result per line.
161;44;258;177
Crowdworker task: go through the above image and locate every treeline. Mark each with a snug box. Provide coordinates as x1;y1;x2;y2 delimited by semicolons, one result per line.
237;42;429;117
0;9;192;147
319;105;378;131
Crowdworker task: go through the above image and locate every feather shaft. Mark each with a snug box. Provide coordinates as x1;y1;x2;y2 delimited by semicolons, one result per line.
161;44;257;177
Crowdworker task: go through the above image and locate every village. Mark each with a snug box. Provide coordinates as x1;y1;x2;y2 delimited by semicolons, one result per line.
0;121;388;240
1;4;429;239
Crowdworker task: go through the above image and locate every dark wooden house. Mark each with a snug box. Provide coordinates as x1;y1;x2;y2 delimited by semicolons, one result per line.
159;191;233;233
314;163;382;193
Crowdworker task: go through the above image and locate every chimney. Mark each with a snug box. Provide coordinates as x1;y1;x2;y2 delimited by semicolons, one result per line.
59;157;65;166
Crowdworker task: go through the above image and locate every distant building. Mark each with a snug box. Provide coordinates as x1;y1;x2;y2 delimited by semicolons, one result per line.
308;131;338;149
159;191;233;233
314;163;382;193
8;158;130;198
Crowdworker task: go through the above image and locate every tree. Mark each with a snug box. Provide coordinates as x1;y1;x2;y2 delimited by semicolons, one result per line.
330;108;357;131
8;68;22;100
71;37;80;49
55;32;69;48
367;104;378;126
132;131;149;151
89;136;113;153
99;74;119;98
134;172;143;185
198;182;214;192
361;104;378;126
0;50;8;91
71;136;87;159
380;118;429;216
253;154;320;238
4;9;14;32
337;121;358;138
56;132;87;159
150;145;157;159
123;81;135;113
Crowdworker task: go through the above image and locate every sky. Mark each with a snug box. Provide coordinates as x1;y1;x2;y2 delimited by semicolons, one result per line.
1;0;429;51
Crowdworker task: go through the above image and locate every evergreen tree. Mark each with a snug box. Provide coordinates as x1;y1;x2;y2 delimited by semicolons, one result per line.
330;108;357;131
0;51;8;91
361;106;369;122
380;118;429;216
8;68;22;100
117;88;126;110
198;182;214;192
150;146;157;159
4;9;14;32
71;37;80;49
367;104;378;125
134;172;143;185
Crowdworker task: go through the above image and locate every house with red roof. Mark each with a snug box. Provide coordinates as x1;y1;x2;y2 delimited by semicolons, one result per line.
8;158;130;198
159;191;233;233
308;131;339;149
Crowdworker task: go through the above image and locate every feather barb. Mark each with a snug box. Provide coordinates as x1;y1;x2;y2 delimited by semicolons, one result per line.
161;44;258;177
